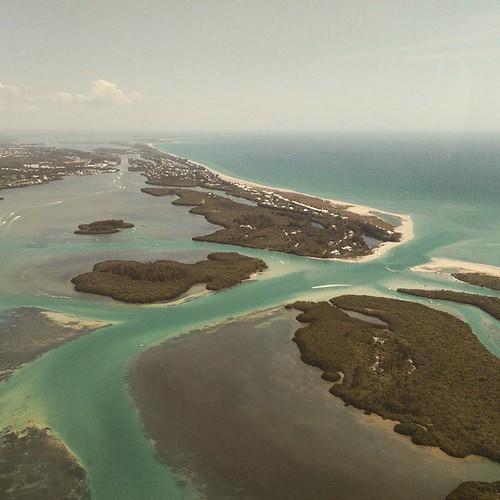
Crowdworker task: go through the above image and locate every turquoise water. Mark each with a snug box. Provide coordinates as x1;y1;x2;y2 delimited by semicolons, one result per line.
165;133;500;205
0;134;499;499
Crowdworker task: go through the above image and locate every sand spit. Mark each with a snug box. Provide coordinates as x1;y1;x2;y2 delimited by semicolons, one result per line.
41;310;111;331
0;307;112;383
412;258;500;278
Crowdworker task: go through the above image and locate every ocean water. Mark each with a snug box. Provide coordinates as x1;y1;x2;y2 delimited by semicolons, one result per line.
0;134;499;499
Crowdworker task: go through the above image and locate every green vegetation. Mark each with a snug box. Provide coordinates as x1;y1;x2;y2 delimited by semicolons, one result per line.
138;144;403;260
398;288;500;321
141;187;393;259
0;427;89;500
289;295;500;462
452;272;500;292
75;219;134;235
72;252;267;303
0;144;120;191
446;480;500;500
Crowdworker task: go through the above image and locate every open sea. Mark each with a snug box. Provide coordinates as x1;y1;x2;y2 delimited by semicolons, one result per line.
0;133;499;499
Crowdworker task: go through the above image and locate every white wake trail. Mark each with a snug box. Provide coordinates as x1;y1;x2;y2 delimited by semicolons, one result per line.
312;284;351;289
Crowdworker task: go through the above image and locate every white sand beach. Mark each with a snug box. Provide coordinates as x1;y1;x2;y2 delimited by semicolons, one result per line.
150;145;414;263
411;258;500;278
42;311;111;331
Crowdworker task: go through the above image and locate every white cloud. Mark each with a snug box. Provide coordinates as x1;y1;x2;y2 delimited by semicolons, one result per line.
53;79;143;106
0;80;142;112
0;83;39;112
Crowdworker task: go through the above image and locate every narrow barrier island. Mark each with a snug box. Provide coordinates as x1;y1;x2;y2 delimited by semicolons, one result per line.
398;288;500;321
452;272;500;292
74;219;135;235
142;186;398;259
71;252;267;303
137;145;408;260
288;295;500;463
0;426;89;499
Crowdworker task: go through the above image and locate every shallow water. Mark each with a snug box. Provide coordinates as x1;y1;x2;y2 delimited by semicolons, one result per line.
128;310;500;500
0;134;499;499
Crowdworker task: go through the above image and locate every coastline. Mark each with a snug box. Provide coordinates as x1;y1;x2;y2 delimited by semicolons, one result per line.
128;305;500;500
0;307;114;384
149;143;414;263
141;284;211;308
131;303;495;461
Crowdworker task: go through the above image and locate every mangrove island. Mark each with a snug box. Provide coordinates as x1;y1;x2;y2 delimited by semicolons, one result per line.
74;219;135;235
288;295;500;463
71;252;267;303
398;288;500;321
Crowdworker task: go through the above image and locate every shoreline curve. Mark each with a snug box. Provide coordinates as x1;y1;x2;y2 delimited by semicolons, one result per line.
149;143;414;263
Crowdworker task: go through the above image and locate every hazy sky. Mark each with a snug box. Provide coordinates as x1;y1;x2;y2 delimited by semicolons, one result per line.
1;0;500;132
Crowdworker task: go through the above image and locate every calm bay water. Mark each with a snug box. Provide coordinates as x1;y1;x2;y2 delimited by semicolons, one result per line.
0;134;499;499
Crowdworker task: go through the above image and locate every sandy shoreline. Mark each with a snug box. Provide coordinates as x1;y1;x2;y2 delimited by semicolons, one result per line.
412;258;500;278
149;144;414;263
41;310;111;331
143;263;292;308
142;284;211;308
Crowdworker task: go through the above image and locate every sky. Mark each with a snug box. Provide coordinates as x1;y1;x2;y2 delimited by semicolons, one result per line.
1;0;500;132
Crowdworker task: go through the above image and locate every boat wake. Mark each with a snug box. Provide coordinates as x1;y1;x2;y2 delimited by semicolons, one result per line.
312;284;351;289
384;266;399;273
0;212;22;235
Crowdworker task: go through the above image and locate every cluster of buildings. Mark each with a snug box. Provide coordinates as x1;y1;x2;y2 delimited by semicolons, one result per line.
0;144;120;191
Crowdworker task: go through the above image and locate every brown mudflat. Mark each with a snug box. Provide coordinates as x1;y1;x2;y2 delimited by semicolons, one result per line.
0;426;89;500
72;252;267;303
128;309;500;500
0;307;108;382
